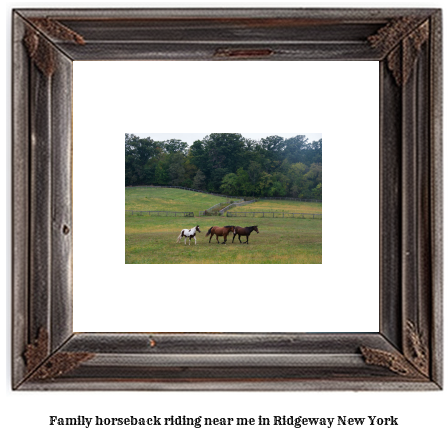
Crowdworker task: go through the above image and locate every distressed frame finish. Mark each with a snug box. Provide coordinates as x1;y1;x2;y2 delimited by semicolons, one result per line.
12;8;442;390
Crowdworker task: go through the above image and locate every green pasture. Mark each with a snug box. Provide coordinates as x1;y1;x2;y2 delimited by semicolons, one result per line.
125;215;322;264
125;187;236;212
125;188;322;264
233;199;322;214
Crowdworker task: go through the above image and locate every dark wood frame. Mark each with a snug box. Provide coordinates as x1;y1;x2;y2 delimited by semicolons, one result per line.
12;8;443;390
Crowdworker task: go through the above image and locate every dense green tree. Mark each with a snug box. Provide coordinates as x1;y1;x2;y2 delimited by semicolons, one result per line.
258;172;273;196
192;169;206;190
305;163;323;187
235;168;251;196
248;161;263;188
208;167;229;192
220;173;239;195
269;180;287;197
204;133;246;174
154;161;169;185
309;139;322;164
287;163;309;198
283;135;309;163
312;183;322;199
160;139;188;155
168;153;186;186
125;134;160;185
189;140;208;172
260;135;285;155
125;133;322;199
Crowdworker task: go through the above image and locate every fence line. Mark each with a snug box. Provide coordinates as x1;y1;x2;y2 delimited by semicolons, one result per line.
125;209;321;219
198;209;222;217
199;203;230;216
199;199;243;216
259;197;322;202
219;199;258;214
125;185;237;200
227;211;322;219
126;210;194;217
125;185;321;202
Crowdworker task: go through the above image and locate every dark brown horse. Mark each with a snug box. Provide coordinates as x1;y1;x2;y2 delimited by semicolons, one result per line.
232;226;259;244
205;226;235;244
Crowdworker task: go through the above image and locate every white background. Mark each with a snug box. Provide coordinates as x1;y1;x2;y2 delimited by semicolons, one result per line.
73;60;379;332
3;1;446;438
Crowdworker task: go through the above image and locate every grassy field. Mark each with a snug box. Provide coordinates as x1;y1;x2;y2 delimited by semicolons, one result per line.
232;199;322;214
125;215;321;264
125;188;322;264
125;187;237;212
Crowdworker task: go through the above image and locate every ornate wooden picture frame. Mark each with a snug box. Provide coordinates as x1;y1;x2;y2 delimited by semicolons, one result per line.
12;8;442;390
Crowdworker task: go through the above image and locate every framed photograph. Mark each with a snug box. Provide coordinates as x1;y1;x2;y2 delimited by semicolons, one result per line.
12;8;442;390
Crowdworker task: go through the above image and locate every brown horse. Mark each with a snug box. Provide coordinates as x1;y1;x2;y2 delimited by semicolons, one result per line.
232;226;259;244
205;226;235;244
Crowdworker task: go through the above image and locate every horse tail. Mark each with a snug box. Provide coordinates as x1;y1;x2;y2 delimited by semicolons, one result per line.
176;232;182;243
205;227;213;237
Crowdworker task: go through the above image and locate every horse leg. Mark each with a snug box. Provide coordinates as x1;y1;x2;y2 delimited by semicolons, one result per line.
246;236;249;244
185;237;187;245
189;236;191;245
238;235;242;243
232;234;236;243
216;235;220;244
222;233;227;244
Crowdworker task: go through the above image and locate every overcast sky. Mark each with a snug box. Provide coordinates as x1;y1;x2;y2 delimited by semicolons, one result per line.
132;133;322;145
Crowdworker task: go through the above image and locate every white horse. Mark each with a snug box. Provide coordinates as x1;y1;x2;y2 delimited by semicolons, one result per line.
176;225;201;245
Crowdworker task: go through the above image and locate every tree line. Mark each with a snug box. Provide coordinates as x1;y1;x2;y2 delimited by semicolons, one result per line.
125;133;322;199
